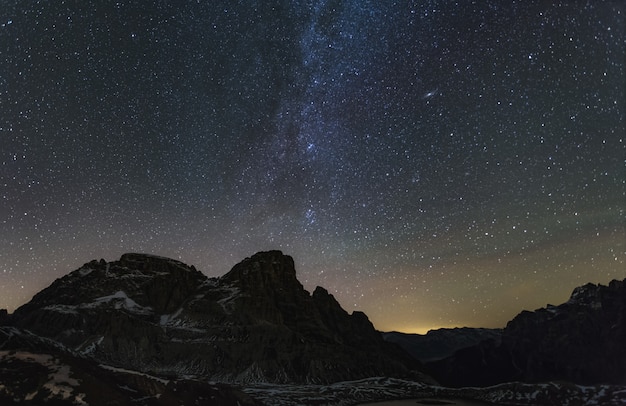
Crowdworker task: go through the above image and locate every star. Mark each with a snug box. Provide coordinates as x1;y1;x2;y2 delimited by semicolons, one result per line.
0;0;623;334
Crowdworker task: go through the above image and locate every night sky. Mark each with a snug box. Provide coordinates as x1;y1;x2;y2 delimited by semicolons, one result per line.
2;1;624;334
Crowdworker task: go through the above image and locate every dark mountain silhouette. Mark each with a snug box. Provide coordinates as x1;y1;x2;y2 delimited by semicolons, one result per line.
7;251;428;385
427;279;626;387
382;327;502;362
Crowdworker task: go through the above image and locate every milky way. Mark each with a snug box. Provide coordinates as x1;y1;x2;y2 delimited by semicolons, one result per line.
2;1;624;333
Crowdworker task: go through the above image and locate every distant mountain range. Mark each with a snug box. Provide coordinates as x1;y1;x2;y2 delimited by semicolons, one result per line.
1;251;624;405
382;327;503;363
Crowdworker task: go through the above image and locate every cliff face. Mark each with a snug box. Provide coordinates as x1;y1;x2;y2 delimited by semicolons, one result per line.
9;251;427;384
427;279;626;387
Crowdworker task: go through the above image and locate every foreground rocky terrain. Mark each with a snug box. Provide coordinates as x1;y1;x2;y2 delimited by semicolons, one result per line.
1;331;624;406
245;378;626;406
0;326;261;406
1;251;624;405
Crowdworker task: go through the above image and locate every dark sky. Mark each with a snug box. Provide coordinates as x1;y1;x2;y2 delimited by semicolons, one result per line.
1;0;624;333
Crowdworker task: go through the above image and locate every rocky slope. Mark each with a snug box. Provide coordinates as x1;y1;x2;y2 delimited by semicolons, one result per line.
427;279;626;387
244;378;626;406
382;327;502;362
8;251;427;384
0;326;262;406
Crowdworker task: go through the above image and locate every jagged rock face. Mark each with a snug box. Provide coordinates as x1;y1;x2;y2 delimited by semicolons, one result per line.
10;251;426;384
219;251;318;328
503;279;626;384
12;254;208;353
427;279;626;386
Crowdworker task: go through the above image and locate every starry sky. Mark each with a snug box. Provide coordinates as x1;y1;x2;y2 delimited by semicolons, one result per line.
1;1;624;334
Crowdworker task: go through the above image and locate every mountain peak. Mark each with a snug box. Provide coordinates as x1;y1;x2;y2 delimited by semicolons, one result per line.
567;279;624;307
9;250;425;384
221;250;300;291
119;253;198;274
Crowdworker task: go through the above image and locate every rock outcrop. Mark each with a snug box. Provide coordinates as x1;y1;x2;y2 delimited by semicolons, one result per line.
9;251;427;384
427;279;626;386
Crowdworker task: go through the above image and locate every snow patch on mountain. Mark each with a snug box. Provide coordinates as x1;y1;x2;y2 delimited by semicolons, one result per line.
42;304;80;315
92;290;152;314
0;351;86;405
160;307;183;326
217;285;240;313
99;364;170;385
78;336;103;355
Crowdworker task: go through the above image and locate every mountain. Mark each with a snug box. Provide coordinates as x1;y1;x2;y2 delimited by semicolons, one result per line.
382;327;502;363
2;254;626;404
427;279;626;387
6;251;427;385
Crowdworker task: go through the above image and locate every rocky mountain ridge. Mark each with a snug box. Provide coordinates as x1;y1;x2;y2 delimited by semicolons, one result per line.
427;279;626;387
6;251;426;384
